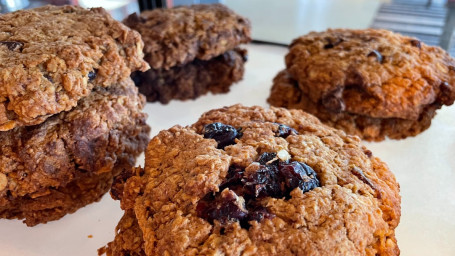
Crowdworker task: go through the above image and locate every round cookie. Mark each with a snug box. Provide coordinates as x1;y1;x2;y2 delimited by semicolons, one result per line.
0;78;150;226
0;5;149;131
123;4;251;70
269;29;455;141
102;105;401;255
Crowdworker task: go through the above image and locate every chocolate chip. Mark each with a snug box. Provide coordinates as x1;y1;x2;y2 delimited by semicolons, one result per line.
0;41;24;51
410;39;421;49
367;50;383;63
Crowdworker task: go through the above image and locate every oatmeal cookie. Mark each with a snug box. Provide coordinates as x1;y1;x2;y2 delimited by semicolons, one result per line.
131;48;247;104
269;29;455;140
269;70;439;141
102;105;400;256
0;78;150;226
123;4;251;70
123;4;250;103
0;5;149;131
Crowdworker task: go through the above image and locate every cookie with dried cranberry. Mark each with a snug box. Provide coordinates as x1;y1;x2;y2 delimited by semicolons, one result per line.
0;78;150;226
101;105;400;256
123;4;250;103
0;5;149;131
268;28;455;141
269;70;439;141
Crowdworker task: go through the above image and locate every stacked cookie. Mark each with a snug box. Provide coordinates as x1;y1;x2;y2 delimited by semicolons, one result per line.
124;4;251;104
0;5;150;226
101;105;401;256
268;29;455;141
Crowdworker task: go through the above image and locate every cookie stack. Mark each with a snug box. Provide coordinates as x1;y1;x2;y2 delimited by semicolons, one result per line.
124;4;251;104
0;5;150;226
101;105;401;256
268;29;455;141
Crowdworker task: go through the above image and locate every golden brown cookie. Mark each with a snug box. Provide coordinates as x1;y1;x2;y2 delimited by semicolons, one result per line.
0;5;149;131
269;29;455;141
102;105;401;256
0;78;150;226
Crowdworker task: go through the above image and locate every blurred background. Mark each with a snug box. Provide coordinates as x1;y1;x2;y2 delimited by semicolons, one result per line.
0;0;454;53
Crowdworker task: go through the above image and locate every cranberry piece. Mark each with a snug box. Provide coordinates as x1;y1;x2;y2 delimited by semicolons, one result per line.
88;70;97;82
220;165;244;189
275;124;298;138
242;165;281;198
410;39;421;49
203;122;241;149
246;204;275;223
196;189;248;224
257;152;277;165
278;161;320;194
0;41;23;51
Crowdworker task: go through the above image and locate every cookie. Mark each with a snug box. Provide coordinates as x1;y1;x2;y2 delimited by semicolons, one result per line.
101;105;401;255
123;4;250;103
0;5;149;131
131;48;247;104
269;29;455;140
269;70;438;141
123;4;251;70
0;78;150;226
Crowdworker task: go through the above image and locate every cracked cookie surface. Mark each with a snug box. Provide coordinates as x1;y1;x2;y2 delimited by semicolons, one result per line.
102;105;400;256
0;78;150;226
0;5;149;131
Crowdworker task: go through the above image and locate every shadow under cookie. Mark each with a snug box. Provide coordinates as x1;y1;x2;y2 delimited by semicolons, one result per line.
132;48;247;104
268;70;440;141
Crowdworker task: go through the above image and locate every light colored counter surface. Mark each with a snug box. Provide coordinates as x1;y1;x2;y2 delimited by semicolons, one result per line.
224;0;383;44
0;44;454;256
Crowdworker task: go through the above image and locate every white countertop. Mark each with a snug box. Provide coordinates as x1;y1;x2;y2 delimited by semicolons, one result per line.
224;0;383;44
0;44;454;256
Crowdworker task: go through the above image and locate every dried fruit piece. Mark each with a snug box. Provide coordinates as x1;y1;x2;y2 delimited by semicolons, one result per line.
203;122;242;149
0;41;23;51
278;161;320;194
410;39;421;49
196;189;248;224
275;123;298;138
88;70;97;82
243;164;281;198
257;152;277;165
